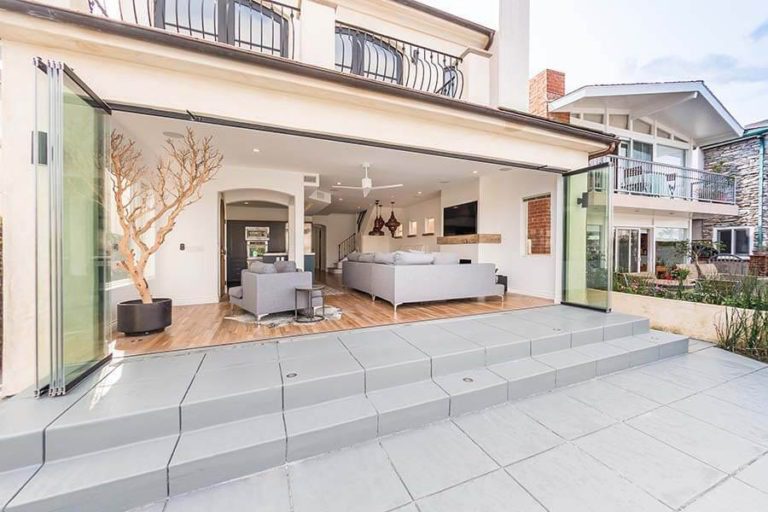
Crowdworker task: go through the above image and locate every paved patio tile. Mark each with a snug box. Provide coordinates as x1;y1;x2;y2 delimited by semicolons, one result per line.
563;380;659;421
340;337;431;391
277;334;347;360
106;353;203;384
452;403;563;466
438;319;531;364
671;394;768;446
380;421;497;499
533;349;596;387
575;423;725;509
181;362;282;430
197;342;278;370
417;469;545;512
393;324;485;376
164;466;290;512
665;351;757;382
683;478;768;512
605;337;660;366
476;316;570;355
735;455;768;493
488;358;556;400
694;348;767;370
603;368;696;404
688;340;714;353
572;342;631;375
515;391;615;440
637;359;725;392
0;466;38;511
628;407;765;473
280;352;363;409
705;370;768;414
289;441;411;512
433;368;508;416
508;444;671;512
367;380;449;435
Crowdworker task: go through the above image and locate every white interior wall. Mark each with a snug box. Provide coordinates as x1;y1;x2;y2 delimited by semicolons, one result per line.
477;170;560;299
311;213;358;269
226;205;288;221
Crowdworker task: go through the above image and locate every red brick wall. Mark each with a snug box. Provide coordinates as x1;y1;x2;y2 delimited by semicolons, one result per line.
526;196;551;255
528;69;569;123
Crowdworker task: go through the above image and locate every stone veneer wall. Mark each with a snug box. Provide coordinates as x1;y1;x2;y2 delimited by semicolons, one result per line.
702;137;767;249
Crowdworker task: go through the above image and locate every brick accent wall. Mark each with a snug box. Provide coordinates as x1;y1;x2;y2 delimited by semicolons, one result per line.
702;137;767;250
526;195;551;255
528;69;569;123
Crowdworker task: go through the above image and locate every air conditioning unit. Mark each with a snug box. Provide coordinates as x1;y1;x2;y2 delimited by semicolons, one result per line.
305;188;332;215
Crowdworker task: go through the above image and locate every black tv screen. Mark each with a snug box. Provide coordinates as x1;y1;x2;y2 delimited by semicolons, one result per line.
443;201;477;236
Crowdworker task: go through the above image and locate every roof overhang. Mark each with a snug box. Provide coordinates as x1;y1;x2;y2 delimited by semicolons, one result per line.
550;82;743;147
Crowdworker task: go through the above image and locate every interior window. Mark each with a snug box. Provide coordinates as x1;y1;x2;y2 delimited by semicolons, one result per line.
657;145;686;167
631;141;653;162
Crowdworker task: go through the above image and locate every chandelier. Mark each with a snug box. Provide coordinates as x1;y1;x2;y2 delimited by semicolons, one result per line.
369;200;386;236
385;201;401;237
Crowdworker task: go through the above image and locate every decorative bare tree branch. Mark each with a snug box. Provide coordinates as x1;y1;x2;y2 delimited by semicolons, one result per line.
109;128;223;304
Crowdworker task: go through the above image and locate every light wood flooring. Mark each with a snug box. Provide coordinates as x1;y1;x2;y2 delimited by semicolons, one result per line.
113;273;553;356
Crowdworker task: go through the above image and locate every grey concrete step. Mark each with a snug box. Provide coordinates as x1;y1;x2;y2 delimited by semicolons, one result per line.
1;307;666;512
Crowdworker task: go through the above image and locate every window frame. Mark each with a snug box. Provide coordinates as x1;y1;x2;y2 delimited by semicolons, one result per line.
714;226;754;256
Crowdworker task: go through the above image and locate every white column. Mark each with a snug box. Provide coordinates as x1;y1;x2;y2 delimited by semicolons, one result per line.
460;49;492;106
491;0;530;112
1;43;38;396
298;0;337;69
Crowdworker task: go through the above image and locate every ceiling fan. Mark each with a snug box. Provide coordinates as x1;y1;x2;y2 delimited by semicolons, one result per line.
331;163;403;198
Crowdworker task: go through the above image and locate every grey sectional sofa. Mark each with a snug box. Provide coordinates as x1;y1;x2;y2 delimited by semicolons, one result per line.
342;252;504;311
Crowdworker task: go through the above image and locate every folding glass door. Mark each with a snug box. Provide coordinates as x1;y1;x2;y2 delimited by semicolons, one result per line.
34;59;112;396
563;163;613;311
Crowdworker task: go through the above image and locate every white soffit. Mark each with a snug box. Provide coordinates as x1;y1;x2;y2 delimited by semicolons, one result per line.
549;81;743;146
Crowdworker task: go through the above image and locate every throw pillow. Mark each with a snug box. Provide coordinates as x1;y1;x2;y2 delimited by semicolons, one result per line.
432;252;460;265
393;251;434;265
248;261;277;274
374;252;396;265
358;252;375;263
275;260;297;273
346;252;361;262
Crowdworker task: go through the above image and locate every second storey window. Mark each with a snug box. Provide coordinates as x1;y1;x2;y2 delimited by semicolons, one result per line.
335;27;402;84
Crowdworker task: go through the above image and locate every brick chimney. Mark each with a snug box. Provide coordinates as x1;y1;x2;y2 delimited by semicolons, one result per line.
529;69;569;123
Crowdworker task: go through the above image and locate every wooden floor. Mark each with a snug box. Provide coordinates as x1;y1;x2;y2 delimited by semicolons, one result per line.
113;273;553;356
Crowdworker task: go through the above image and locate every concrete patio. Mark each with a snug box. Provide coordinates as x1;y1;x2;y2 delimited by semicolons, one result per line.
137;342;768;512
1;305;766;511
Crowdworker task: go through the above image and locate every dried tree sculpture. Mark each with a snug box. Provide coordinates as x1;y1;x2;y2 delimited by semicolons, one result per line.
109;127;223;304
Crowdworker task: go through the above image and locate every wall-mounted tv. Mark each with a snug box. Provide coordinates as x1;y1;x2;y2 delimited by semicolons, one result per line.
443;201;477;236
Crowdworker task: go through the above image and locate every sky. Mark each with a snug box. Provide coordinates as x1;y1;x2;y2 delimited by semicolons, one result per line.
419;0;768;127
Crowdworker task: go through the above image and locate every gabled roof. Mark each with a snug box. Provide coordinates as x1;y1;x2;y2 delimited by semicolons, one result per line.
549;81;744;147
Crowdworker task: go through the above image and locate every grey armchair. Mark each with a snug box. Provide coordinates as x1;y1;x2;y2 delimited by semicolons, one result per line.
229;269;313;321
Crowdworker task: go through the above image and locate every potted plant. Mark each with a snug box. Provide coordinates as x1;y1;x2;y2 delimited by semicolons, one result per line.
109;128;223;335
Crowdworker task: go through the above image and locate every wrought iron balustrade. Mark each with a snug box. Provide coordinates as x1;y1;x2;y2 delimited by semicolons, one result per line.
335;23;464;98
89;0;297;58
591;155;736;204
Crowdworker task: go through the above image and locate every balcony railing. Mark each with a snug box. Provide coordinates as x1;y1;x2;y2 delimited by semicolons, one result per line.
89;0;297;58
591;155;736;205
335;23;464;99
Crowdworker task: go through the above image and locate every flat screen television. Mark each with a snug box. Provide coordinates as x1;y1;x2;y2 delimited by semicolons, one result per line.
443;201;477;236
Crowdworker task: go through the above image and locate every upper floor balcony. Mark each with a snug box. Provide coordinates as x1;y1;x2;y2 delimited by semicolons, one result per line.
590;155;738;215
87;0;476;100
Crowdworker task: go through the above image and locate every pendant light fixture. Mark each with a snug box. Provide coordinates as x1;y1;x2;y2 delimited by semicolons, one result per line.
385;201;401;237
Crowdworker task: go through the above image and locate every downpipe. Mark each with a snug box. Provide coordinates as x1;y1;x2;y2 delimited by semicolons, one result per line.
759;135;766;248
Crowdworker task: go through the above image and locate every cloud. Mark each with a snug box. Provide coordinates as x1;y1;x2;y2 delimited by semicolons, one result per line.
752;19;768;40
634;54;768;84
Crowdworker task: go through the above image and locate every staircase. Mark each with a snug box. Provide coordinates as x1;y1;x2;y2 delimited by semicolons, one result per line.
0;306;690;512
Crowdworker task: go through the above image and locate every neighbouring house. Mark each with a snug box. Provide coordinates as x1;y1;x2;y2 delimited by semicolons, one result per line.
531;70;744;276
0;0;620;396
700;119;768;255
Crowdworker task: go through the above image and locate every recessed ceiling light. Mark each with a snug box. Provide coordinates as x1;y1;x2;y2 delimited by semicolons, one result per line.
472;170;479;174
339;197;344;201
162;131;184;139
417;191;422;195
252;148;261;153
336;181;342;185
244;202;249;205
439;180;450;184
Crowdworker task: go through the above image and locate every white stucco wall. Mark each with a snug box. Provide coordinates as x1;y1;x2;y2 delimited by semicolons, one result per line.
311;213;358;269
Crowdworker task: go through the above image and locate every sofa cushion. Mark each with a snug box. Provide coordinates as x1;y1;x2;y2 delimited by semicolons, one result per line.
228;286;243;299
275;260;297;273
432;252;460;265
358;252;375;263
248;261;276;274
393;251;434;265
374;252;396;265
346;251;361;262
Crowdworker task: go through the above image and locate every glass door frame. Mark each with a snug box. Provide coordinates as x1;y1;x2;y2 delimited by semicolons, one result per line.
34;58;113;397
614;227;651;274
562;161;614;312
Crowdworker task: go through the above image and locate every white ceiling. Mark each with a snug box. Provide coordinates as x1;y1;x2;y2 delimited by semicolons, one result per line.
112;111;520;213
